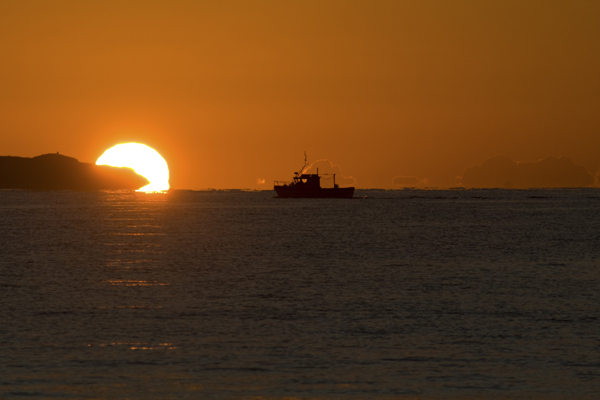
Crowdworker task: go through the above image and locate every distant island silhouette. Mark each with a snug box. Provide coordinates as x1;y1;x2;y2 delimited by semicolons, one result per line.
0;153;149;190
460;155;594;189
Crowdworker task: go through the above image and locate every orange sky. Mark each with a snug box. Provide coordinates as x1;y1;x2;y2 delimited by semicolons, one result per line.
1;0;599;189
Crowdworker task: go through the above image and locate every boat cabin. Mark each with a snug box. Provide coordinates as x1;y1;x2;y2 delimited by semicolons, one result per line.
292;173;321;188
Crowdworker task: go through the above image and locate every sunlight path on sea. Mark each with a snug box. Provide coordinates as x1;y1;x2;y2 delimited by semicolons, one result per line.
96;192;174;350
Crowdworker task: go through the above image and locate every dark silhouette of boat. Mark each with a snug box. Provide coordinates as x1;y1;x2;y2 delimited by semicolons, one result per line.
274;153;355;198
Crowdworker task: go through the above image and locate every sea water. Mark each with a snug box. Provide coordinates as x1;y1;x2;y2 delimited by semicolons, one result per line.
1;189;600;399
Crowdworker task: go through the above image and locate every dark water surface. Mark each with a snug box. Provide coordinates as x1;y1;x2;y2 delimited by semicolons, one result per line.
1;189;600;399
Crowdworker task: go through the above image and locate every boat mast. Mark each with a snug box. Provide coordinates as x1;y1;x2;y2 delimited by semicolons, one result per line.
298;151;308;175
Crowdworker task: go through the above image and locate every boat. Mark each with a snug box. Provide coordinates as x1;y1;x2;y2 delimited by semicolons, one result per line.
274;153;355;198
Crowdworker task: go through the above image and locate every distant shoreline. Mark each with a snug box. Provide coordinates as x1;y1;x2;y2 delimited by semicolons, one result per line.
0;153;148;190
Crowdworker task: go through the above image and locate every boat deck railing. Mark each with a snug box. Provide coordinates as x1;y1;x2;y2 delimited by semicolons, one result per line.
274;180;293;186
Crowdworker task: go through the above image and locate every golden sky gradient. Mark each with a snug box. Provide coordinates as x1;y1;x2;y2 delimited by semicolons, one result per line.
1;0;599;189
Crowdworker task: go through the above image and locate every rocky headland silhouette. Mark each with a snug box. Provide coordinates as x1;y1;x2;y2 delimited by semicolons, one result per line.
0;153;149;190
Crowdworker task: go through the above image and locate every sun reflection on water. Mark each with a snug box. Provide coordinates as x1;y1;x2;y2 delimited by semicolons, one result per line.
89;342;177;350
106;279;170;286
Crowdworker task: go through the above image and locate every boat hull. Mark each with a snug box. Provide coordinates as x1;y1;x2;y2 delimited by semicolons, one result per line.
274;186;355;198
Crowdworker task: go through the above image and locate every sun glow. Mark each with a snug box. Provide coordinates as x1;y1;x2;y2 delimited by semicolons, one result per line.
96;143;169;192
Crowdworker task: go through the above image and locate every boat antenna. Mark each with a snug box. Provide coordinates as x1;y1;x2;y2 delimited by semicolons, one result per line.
299;151;308;175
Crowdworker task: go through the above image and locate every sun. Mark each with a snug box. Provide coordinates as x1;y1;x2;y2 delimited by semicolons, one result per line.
96;143;170;192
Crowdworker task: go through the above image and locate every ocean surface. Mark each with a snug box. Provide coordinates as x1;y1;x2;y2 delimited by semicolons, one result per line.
2;189;600;399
